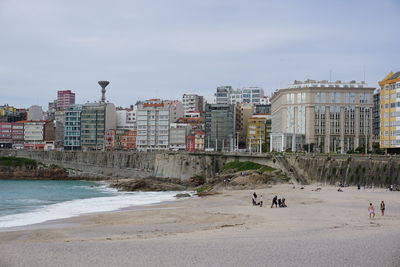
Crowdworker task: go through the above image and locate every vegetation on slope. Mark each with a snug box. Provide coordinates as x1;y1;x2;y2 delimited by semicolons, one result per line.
0;156;38;168
221;161;276;173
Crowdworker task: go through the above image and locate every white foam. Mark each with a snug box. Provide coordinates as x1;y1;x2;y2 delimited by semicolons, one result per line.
0;191;183;228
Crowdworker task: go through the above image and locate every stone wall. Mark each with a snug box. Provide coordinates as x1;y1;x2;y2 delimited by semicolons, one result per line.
2;150;397;186
286;154;400;186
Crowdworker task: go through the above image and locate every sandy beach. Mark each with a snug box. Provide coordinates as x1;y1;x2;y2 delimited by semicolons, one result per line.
0;184;399;267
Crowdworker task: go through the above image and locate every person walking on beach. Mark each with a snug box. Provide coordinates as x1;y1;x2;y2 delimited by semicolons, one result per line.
271;195;278;208
380;201;385;216
368;203;375;219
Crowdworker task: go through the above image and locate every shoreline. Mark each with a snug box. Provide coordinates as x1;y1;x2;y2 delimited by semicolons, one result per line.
1;184;399;266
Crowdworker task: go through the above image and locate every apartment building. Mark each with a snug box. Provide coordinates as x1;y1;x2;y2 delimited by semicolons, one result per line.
247;114;272;152
0;122;24;148
116;108;136;130
80;103;116;150
271;79;375;153
57;90;75;111
136;99;170;151
164;100;184;123
215;86;265;104
182;94;204;114
64;105;82;150
379;71;400;152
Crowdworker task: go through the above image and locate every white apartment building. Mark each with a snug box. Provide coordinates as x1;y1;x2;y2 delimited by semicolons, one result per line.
24;121;46;147
116;109;136;130
215;86;265;104
136;99;170;151
182;94;204;114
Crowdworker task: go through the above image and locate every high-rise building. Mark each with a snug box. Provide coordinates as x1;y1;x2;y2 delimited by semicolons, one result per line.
271;79;375;153
64;105;82;150
57;90;75;111
136;99;170;151
80;102;116;150
204;104;235;151
182;94;204;114
378;72;400;152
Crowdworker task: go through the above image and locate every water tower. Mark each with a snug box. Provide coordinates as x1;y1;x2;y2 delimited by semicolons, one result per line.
98;80;110;103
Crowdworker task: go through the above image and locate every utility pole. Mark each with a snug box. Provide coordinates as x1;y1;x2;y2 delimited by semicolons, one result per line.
259;135;262;154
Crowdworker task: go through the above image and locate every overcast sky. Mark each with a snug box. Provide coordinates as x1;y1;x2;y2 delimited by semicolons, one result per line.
1;0;399;109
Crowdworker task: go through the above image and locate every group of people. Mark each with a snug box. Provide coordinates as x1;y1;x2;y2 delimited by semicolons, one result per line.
368;201;385;219
252;192;263;207
252;193;287;208
271;195;287;208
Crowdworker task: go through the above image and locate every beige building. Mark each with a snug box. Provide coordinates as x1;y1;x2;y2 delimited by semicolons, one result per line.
271;80;375;153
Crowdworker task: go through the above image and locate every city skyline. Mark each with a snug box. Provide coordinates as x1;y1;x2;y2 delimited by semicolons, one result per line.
1;0;400;108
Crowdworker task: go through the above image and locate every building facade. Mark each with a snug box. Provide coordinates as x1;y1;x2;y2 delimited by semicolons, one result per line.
204;104;235;151
116;109;136;130
80;103;116;150
235;102;254;148
136;99;170;151
64;105;82;150
373;89;380;144
271;80;375;153
57;90;75;111
169;123;188;151
247;114;272;152
182;94;204;114
215;86;265;104
27;105;44;121
0;122;24;148
378;72;400;152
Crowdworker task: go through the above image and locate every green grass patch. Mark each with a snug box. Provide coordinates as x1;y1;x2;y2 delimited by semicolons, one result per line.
222;161;276;173
0;156;38;167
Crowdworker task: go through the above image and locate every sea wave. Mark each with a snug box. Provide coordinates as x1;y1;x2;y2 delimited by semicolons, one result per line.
0;191;184;228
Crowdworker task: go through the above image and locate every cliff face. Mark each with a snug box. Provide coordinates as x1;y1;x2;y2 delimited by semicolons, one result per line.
0;165;68;179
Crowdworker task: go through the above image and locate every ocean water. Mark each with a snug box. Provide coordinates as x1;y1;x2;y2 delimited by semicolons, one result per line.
0;179;181;229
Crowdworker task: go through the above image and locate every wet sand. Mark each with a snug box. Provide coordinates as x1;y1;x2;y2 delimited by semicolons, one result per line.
0;184;399;267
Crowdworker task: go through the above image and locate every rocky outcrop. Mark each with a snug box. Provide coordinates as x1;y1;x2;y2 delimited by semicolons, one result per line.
109;178;186;192
0;165;68;180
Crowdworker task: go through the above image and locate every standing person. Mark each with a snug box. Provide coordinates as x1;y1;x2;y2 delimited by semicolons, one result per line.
252;193;257;206
368;203;375;219
271;195;278;208
380;201;385;216
259;195;263;207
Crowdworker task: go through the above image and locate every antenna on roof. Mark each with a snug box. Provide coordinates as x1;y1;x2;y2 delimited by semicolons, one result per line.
329;69;332;82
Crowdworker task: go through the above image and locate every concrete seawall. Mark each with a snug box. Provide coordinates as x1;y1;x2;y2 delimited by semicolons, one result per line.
1;150;398;186
286;154;400;187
